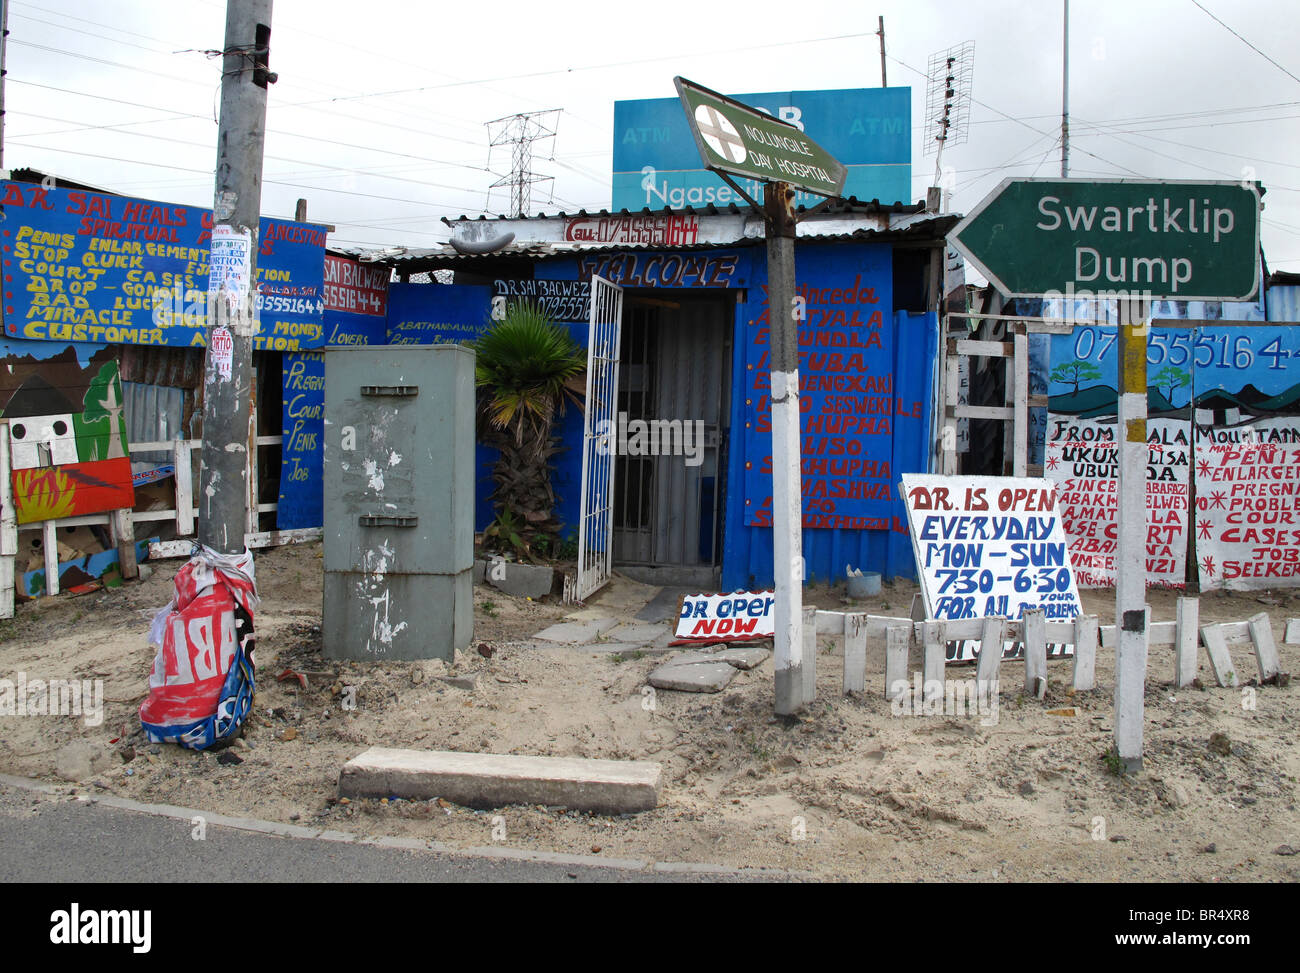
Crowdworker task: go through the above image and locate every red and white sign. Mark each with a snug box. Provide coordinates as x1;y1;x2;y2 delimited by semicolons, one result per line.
564;214;700;247
323;255;388;316
673;591;775;644
210;326;234;381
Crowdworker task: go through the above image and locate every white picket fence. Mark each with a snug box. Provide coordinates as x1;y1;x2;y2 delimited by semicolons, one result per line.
813;601;1284;701
0;433;321;618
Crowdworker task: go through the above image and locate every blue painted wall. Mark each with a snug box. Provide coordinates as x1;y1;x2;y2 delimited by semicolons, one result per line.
391;243;939;582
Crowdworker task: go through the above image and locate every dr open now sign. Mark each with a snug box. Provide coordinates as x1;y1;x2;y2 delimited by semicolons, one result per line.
673;592;776;644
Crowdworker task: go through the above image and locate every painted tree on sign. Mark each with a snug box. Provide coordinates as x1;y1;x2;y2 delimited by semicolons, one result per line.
1050;360;1103;395
1153;365;1191;406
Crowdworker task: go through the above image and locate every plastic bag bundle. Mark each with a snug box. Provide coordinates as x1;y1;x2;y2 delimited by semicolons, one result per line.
138;546;258;750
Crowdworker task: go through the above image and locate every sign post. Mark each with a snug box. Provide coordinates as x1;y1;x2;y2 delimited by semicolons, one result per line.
950;176;1261;772
675;77;845;716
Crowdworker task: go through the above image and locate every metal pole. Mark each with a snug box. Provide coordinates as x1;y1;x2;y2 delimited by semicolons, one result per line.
198;0;273;554
764;181;805;716
877;16;887;88
1061;0;1070;177
1114;296;1148;772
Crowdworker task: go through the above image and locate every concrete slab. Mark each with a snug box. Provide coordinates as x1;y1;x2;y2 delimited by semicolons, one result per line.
485;560;555;599
533;617;619;644
605;621;668;644
1286;618;1300;646
648;661;738;693
339;747;662;814
711;648;771;670
666;647;769;670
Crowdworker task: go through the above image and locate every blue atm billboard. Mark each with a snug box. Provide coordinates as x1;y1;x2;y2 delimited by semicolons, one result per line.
613;87;910;211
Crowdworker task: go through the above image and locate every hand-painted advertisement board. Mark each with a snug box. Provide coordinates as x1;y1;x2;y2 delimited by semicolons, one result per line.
1;181;327;350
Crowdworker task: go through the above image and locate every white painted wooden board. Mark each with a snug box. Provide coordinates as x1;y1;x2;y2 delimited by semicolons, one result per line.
0;424;14;620
1286;619;1300;646
843;613;867;696
1072;614;1099;692
922;621;945;695
1247;612;1281;682
885;624;909;699
801;606;817;705
976;617;1005;689
1199;623;1239;688
1022;608;1047;697
42;520;59;597
1175;597;1199;688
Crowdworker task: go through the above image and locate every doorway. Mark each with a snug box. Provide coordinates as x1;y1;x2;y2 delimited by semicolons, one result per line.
612;292;731;587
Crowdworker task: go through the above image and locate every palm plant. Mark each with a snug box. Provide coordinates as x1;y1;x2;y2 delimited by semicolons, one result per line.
472;303;586;558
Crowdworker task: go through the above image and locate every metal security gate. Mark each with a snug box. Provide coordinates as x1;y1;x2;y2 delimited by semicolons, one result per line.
612;295;728;586
570;276;624;602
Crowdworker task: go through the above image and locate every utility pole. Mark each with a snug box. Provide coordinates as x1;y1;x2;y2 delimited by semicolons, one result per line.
199;0;274;554
1061;0;1070;177
764;181;805;716
877;16;887;87
1;0;9;170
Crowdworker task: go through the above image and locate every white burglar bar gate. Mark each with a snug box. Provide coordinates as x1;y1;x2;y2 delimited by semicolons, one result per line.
572;276;624;602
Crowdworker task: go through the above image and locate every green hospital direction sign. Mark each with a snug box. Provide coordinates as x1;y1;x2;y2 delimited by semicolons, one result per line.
949;178;1262;301
675;76;847;199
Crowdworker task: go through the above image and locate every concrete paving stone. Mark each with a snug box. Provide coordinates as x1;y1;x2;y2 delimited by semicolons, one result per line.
533;617;619;644
339;747;662;813
648;661;739;693
604;621;668;644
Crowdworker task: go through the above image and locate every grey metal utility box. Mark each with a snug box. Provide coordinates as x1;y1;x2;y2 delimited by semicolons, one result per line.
322;345;475;661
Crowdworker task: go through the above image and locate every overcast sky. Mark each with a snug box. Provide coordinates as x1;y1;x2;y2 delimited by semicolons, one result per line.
6;0;1300;271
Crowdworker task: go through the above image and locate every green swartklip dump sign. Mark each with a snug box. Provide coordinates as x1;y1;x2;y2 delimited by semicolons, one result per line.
949;178;1261;301
674;76;847;199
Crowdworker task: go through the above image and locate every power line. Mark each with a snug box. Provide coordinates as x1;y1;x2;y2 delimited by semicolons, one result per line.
1190;0;1300;86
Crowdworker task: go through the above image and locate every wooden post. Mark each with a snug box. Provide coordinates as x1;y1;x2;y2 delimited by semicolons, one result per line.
42;520;59;597
1114;297;1149;772
885;623;909;699
0;424;16;619
1174;596;1200;687
1012;327;1028;476
174;439;195;537
976;616;1005;689
1022;607;1047;697
801;605;817;705
1071;614;1098;692
1246;612;1281;683
922;620;945;698
842;612;867;695
109;508;138;580
1199;622;1237;688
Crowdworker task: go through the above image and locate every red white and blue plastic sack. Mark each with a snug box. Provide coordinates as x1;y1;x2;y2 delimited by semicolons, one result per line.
139;546;258;750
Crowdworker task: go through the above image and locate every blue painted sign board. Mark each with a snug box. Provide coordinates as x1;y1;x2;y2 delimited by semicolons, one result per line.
1;181;327;350
613;87;910;211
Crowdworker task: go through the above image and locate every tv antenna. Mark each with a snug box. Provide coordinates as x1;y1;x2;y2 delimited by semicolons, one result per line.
924;41;975;210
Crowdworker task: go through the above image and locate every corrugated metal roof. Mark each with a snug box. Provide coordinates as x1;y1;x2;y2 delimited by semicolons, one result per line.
341;213;959;271
443;195;923;225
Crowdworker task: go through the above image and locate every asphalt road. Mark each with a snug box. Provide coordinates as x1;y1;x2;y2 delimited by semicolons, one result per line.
0;779;786;884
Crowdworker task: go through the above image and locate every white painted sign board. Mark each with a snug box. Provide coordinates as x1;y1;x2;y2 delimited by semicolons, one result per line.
901;474;1084;662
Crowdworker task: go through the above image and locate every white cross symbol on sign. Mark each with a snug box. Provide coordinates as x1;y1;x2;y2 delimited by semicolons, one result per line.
694;104;746;165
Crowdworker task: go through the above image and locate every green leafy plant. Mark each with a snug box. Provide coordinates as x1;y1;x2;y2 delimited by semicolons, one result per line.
473;304;586;555
483;510;532;560
1102;747;1124;777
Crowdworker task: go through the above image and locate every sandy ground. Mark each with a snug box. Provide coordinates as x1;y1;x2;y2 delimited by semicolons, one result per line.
1;541;1297;881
